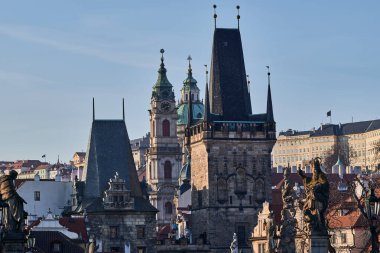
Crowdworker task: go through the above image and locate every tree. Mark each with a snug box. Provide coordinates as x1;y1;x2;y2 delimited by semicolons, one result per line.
349;174;380;253
322;142;351;172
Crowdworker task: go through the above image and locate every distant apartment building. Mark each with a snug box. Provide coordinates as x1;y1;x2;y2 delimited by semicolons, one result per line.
272;119;380;171
130;132;150;170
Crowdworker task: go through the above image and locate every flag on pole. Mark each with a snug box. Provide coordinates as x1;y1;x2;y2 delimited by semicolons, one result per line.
42;154;46;158
327;110;331;117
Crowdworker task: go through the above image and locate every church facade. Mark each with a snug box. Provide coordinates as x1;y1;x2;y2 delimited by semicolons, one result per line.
146;51;183;227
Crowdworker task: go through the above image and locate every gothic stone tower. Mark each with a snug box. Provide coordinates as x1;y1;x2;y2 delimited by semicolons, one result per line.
147;50;182;227
77;101;157;253
189;28;276;252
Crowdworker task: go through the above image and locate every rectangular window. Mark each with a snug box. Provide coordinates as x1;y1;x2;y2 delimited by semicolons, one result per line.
52;243;61;252
229;196;233;205
34;191;40;201
110;226;119;239
341;233;347;244
137;226;146;239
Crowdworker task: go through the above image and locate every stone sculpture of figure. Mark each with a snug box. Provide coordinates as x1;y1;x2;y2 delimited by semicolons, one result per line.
266;212;277;253
282;167;295;210
298;158;329;234
278;167;297;253
0;170;27;232
278;209;296;253
230;233;239;253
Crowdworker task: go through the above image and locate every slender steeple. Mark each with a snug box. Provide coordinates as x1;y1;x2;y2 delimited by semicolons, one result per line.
92;97;95;121
203;65;210;123
266;66;274;123
122;98;125;121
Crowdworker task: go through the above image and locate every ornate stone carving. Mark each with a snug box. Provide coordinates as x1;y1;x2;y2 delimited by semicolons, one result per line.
0;170;27;232
298;158;329;235
278;167;296;253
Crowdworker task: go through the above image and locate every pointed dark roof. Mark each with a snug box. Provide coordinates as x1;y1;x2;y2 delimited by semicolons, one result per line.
209;28;252;121
83;120;142;199
266;83;274;123
203;81;210;122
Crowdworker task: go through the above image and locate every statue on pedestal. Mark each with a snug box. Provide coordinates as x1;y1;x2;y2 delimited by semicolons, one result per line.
298;158;329;234
278;167;296;253
0;170;27;233
266;212;277;253
230;233;238;253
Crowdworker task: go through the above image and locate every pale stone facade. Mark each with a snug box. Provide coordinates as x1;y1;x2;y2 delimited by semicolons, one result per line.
272;120;380;171
146;52;182;227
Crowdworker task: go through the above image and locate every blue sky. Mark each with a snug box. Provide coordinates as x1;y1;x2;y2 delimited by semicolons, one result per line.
1;1;379;162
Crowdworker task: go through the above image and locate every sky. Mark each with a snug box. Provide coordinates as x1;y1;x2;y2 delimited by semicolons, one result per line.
1;1;379;163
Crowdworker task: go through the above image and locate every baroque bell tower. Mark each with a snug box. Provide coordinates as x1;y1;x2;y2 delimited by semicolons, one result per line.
147;49;182;228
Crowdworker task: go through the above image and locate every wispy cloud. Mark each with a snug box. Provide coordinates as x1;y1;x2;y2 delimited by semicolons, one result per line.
0;24;155;68
0;69;56;88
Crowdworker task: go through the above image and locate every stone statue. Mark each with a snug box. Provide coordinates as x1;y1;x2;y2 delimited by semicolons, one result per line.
0;170;27;232
230;233;238;253
278;167;296;253
282;167;296;211
298;158;329;234
266;212;277;253
278;209;296;253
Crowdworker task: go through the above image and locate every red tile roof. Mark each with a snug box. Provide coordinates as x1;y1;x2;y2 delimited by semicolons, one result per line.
59;216;88;241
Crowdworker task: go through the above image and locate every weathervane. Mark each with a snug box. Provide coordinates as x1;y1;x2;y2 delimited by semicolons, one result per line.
266;66;271;86
236;5;241;30
246;74;250;93
160;48;165;65
213;5;217;29
204;64;209;86
187;55;192;70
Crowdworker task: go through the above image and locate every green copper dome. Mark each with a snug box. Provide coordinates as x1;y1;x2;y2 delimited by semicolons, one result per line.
177;103;204;125
152;49;175;100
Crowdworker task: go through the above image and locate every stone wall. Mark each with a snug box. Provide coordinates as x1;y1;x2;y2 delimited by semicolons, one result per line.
86;211;156;253
191;137;275;253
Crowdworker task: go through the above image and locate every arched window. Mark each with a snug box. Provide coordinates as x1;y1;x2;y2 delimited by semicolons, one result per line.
162;120;170;137
165;202;173;214
164;161;172;179
152;120;155;137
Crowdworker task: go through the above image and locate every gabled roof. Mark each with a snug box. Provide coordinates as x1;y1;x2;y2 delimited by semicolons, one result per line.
209;28;252;121
30;231;84;253
73;152;86;158
83;120;142;199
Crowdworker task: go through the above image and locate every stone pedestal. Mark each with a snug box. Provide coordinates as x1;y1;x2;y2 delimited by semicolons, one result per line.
309;234;329;253
2;232;26;253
